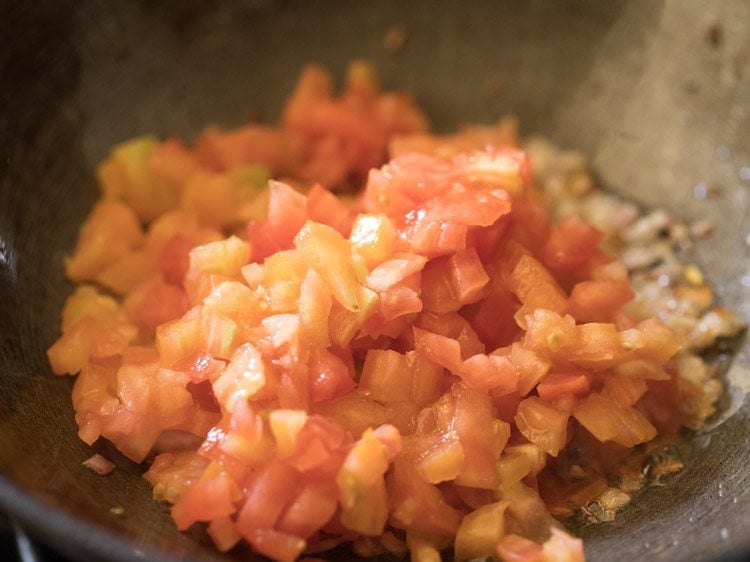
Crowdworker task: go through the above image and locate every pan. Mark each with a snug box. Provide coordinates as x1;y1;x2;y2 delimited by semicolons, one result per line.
1;1;748;561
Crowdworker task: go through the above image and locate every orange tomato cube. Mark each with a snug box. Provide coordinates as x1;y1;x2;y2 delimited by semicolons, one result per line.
454;501;508;561
514;397;568;457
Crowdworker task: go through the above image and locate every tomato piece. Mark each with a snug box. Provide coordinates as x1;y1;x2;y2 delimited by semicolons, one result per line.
268;180;308;238
568;280;633;323
207;515;241;552
420;256;461;314
236;461;300;534
496;533;543;562
453;385;509;489
458;354;518;393
213;343;267;411
389;457;464;537
336;426;401;535
514;397;568;456
413;328;463;374
447;248;490;306
522;309;578;357
507;254;568;328
276;477;338;539
454;501;508;561
295;221;359;311
66;199;144;281
409;351;445;408
359;349;413;403
633;318;683;364
537;371;590;403
379;284;423;322
123;275;188;338
171;473;240;531
568;323;625;370
506;200;550;256
508;343;550;396
541;528;584;562
465;286;521;350
416;432;465;484
246;528;306;562
496;444;547;493
158;234;196;285
601;375;648;409
349;213;397;267
425;188;512;227
543;215;604;272
366;253;427;292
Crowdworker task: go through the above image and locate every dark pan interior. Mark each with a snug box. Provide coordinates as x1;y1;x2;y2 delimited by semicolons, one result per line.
1;1;749;561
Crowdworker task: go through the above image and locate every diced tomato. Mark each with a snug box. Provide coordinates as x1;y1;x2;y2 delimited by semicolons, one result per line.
123;275;188;338
379;284;423;322
158;235;196;285
506;254;568;328
66;199;144;282
388;456;464;537
307;184;355;236
447;248;490;306
453;384;509;489
496;444;546;493
236;461;300;534
366;253;427;293
171;473;241;531
454;501;508;561
509;344;551;396
246;528;306;562
514;397;568;457
359;349;412;403
543;215;604;272
277;477;338;538
336;426;400;535
53;66;704;562
465;286;521;350
458;353;518;393
194;125;282;172
207;515;241;552
295;221;359;311
537;372;590;403
413;328;463;374
568;323;625;370
212;343;267;411
421;256;461;314
568;280;633;323
496;533;543;562
308;348;356;403
633;318;683;364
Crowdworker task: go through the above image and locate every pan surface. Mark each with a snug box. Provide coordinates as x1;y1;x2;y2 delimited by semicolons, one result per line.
1;1;748;561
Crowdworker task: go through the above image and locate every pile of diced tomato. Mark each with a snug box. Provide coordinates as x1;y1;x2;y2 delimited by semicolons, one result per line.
48;63;694;562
